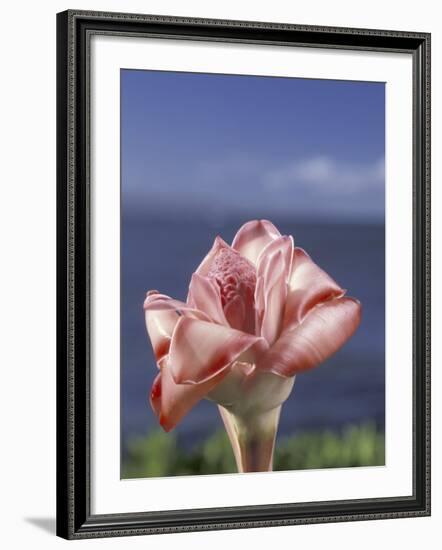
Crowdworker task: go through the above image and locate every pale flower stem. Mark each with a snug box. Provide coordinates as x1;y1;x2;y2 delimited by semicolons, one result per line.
218;405;281;473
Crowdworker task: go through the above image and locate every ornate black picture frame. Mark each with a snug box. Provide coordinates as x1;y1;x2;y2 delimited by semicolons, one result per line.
56;9;430;540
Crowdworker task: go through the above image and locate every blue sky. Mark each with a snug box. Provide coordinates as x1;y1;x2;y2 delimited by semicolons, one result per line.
121;69;385;223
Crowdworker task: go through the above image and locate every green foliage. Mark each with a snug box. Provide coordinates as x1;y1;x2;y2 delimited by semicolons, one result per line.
122;423;385;479
274;423;384;471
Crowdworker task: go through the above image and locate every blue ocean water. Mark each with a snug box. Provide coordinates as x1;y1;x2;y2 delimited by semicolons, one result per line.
121;216;385;450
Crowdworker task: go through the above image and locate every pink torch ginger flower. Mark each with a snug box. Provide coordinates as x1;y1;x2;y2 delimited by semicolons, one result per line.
144;220;361;472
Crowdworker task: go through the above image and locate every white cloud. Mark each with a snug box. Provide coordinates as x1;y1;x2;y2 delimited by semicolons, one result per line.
123;153;385;222
264;156;385;194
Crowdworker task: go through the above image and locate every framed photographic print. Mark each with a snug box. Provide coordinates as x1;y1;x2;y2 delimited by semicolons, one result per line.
56;10;431;539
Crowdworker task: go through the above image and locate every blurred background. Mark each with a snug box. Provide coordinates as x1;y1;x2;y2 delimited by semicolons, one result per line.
121;69;385;477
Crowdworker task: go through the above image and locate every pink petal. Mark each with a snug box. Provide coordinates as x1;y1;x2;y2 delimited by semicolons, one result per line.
150;361;227;432
144;292;209;363
144;292;210;318
207;361;256;408
257;297;362;377
257;235;294;282
231;220;281;266
254;274;264;333
255;236;294;346
223;294;246;331
194;236;232;276
169;316;268;384
187;273;228;326
283;248;345;329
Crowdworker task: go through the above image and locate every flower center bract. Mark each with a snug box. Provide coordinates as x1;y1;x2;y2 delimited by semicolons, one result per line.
207;246;256;333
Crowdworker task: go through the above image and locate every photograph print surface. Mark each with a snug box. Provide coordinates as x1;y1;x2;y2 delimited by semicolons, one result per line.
120;69;385;479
